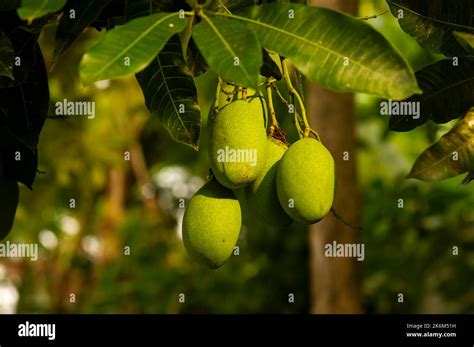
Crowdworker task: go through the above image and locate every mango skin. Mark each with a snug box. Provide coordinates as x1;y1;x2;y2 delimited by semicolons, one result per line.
0;175;19;240
182;179;242;269
246;138;293;227
276;138;335;224
208;98;267;189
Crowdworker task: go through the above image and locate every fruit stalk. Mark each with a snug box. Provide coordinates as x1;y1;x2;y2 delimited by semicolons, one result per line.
266;80;279;136
282;59;320;141
214;77;222;112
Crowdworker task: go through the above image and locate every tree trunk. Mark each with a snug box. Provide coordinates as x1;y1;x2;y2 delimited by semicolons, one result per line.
308;0;363;314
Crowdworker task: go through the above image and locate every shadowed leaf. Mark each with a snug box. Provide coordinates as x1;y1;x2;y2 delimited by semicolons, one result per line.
137;35;200;148
52;0;111;65
407;109;474;181
389;58;474;132
387;0;474;56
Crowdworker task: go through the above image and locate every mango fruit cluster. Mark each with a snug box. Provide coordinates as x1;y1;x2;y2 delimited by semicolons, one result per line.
183;84;335;268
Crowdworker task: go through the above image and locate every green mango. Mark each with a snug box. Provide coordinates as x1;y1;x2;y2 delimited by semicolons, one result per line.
182;179;242;269
208;97;267;189
246;138;293;227
276;137;335;224
0;175;19;240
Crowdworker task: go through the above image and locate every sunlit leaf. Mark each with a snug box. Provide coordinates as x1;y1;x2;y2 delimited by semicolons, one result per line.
228;3;420;99
17;0;66;21
79;12;188;85
192;14;261;87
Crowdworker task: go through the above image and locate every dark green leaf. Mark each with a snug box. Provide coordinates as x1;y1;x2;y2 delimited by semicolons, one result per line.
390;58;474;132
97;1;188;24
186;37;208;76
0;10;22;33
52;0;111;65
407;109;474;182
387;0;474;57
0;122;39;189
454;31;474;52
129;0;190;17
461;171;474;185
79;12;188;85
18;13;58;33
0;0;21;11
17;0;66;21
0;42;48;148
207;0;258;13
0;29;38;88
207;0;306;14
192;14;262;87
137;35;200;148
125;0;151;21
0;32;14;79
0;43;48;187
232;3;420;99
260;49;282;80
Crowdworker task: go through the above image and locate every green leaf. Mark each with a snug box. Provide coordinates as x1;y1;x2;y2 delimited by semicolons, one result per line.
192;14;262;87
230;3;420;99
137;35;200;148
52;0;111;65
389;58;474;132
0;0;21;11
387;0;474;57
407;109;474;182
17;0;66;21
0;32;14;80
79;12;188;86
454;31;474;52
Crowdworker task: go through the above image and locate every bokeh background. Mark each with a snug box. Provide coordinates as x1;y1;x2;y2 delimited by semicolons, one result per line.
0;0;473;314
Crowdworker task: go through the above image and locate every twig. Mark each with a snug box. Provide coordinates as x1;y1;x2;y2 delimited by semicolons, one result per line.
330;208;363;231
359;10;388;21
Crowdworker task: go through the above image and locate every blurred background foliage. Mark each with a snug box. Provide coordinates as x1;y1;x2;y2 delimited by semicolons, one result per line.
0;0;472;314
